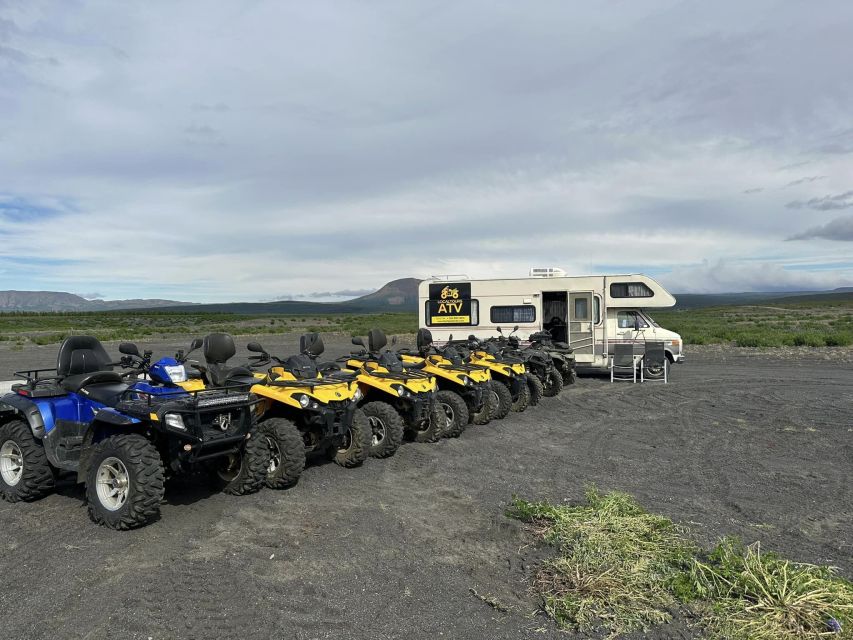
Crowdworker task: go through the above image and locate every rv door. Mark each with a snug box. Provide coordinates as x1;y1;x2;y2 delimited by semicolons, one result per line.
569;292;594;355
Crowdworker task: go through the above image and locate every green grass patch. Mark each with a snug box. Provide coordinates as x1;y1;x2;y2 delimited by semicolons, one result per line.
509;490;853;638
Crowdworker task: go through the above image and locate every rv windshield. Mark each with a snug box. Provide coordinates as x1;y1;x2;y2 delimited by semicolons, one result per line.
642;312;660;328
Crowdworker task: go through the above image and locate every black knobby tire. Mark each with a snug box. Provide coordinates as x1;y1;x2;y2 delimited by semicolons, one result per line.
471;389;497;425
210;429;269;496
542;369;564;397
527;374;545;406
0;419;55;503
509;377;530;413
259;418;306;489
85;433;165;530
408;401;444;443
332;408;372;467
561;368;576;385
362;401;404;458
489;381;512;420
436;390;469;438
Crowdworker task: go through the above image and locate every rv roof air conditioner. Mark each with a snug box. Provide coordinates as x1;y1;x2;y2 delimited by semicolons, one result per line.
529;267;566;278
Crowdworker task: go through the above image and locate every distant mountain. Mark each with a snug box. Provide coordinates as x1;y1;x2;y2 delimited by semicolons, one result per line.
345;278;421;310
0;290;194;312
673;290;853;309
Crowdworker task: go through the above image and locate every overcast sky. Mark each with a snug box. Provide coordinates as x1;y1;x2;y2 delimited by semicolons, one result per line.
1;0;852;302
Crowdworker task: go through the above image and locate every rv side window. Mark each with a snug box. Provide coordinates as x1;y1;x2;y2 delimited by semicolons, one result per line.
490;305;536;324
610;282;654;298
425;300;479;326
573;298;589;320
594;296;601;324
617;311;648;329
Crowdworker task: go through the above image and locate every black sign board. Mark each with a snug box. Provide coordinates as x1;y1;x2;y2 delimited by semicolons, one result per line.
427;282;472;325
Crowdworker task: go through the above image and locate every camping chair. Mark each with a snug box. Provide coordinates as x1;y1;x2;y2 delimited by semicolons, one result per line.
610;343;638;383
641;341;668;383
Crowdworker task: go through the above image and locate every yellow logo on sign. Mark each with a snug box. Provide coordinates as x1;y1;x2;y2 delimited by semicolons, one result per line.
440;286;459;300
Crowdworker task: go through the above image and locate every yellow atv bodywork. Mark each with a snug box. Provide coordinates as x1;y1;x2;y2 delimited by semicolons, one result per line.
467;350;527;378
343;357;437;396
399;353;491;386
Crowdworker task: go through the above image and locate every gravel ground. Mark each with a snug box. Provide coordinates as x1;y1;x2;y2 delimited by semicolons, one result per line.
1;337;851;639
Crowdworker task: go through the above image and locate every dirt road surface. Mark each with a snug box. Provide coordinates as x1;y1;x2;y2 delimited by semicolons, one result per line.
1;338;851;639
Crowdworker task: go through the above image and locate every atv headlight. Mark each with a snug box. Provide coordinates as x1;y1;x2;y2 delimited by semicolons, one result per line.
394;385;411;398
164;413;185;430
463;376;474;386
164;365;187;383
353;388;363;402
297;394;311;408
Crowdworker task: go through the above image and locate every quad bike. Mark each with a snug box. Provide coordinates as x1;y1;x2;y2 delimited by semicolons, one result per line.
527;329;577;386
398;328;497;435
0;335;267;530
329;329;442;456
492;326;564;402
187;333;371;487
447;334;531;419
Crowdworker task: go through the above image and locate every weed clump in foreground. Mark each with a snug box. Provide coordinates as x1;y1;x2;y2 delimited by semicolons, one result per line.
509;490;853;638
692;538;853;640
508;489;697;635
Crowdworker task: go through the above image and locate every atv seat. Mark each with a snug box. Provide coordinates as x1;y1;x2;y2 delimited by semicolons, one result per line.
77;382;131;407
203;333;256;387
57;335;124;394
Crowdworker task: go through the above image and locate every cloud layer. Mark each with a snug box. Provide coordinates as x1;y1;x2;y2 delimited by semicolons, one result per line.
1;1;852;299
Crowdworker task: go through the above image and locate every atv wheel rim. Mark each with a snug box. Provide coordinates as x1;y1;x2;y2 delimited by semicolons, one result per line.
338;429;353;454
367;416;386;447
0;440;23;487
266;436;281;475
96;456;130;511
490;390;500;406
440;403;455;429
216;454;241;482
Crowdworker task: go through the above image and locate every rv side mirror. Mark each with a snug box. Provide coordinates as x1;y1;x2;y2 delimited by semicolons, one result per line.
634;317;641;331
247;342;265;354
119;342;140;357
352;336;365;347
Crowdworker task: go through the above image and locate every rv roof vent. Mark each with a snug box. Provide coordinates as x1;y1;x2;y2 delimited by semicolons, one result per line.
428;274;470;281
529;267;566;278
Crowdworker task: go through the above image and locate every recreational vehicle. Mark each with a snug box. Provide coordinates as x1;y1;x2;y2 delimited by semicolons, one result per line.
418;269;685;375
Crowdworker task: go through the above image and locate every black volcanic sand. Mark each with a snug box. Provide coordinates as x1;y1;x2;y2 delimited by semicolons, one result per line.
0;337;851;639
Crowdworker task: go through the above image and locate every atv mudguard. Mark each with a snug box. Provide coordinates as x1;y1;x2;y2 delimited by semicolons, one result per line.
0;394;46;438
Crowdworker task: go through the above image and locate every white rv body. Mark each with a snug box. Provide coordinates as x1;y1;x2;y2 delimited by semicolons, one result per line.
418;272;685;372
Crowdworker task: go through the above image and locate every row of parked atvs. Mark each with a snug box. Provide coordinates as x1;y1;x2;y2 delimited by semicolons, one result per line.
0;326;575;529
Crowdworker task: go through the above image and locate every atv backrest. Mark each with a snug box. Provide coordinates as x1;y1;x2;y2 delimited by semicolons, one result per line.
300;332;326;357
368;329;387;353
57;335;113;377
203;333;236;364
416;328;433;352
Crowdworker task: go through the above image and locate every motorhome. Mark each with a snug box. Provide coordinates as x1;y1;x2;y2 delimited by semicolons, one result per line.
418;269;685;374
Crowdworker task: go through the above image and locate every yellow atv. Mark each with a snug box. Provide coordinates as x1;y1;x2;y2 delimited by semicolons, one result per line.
448;334;531;419
188;333;370;489
328;329;443;457
397;328;497;436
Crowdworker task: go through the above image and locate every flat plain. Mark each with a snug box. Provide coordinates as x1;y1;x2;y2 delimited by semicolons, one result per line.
0;336;851;639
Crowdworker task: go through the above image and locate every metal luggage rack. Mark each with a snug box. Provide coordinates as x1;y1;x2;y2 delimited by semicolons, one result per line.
117;386;255;414
264;376;354;389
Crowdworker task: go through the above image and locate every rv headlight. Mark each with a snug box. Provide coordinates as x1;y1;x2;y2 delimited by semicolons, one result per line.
164;365;187;383
353;388;363;402
164;413;185;430
297;394;311;408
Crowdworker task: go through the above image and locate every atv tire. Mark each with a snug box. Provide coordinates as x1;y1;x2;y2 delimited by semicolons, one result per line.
210;429;269;496
332;408;372;467
470;390;497;425
543;369;564;397
0;419;55;503
509;378;530;413
259;418;306;489
408;402;444;443
561;369;576;385
490;381;512;420
436;390;469;438
86;434;165;530
527;374;545;406
362;402;404;458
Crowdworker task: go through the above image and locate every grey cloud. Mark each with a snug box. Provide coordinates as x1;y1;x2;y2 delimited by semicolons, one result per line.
742;187;763;194
816;143;853;155
191;102;229;113
787;216;853;241
784;175;826;187
786;191;853;211
184;124;218;136
777;160;811;171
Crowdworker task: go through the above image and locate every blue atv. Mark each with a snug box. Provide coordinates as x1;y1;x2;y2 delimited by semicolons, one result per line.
0;335;268;529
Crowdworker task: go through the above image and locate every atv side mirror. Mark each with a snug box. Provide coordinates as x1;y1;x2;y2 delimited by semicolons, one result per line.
497;326;503;335
352;336;365;347
189;338;203;352
247;342;266;353
448;334;453;341
513;325;519;332
391;336;397;346
119;342;140;357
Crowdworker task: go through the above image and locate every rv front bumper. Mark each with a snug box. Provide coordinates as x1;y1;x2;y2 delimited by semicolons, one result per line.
673;353;686;364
